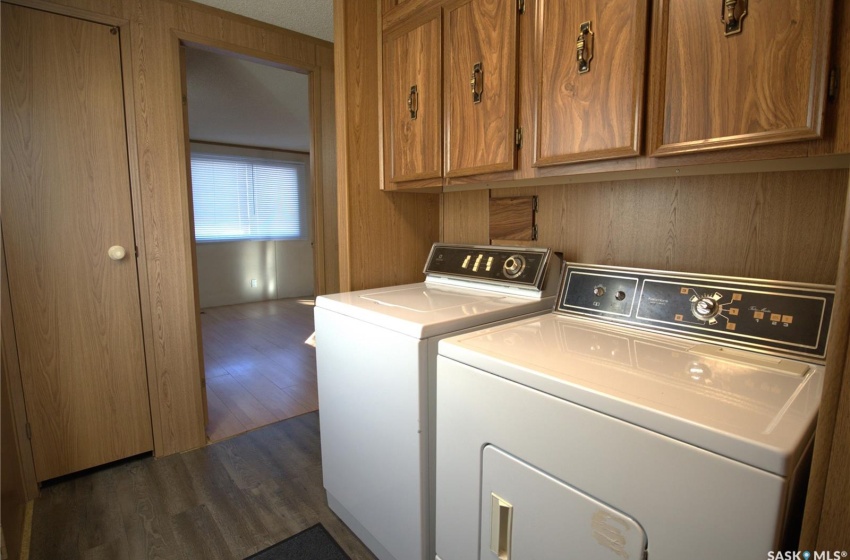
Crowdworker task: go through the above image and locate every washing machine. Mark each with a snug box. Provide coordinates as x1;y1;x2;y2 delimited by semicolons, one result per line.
315;243;561;560
435;263;834;560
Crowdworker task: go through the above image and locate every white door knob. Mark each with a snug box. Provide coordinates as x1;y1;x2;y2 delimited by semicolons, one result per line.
108;245;127;261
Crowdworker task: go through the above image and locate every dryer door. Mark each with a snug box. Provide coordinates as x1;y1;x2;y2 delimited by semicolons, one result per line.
480;446;647;560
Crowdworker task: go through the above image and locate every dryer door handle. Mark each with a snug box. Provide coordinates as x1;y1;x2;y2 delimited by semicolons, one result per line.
490;493;513;560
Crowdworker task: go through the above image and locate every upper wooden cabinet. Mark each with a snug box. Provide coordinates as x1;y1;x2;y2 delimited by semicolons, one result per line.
444;0;519;177
383;12;443;185
378;0;845;190
648;0;834;156
534;0;648;166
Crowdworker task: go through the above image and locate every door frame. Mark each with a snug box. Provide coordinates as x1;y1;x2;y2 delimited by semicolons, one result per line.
173;30;328;432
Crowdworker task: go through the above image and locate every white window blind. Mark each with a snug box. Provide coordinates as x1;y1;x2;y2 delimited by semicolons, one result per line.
190;154;306;242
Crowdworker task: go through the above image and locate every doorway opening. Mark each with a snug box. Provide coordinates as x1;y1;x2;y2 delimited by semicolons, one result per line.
181;44;322;443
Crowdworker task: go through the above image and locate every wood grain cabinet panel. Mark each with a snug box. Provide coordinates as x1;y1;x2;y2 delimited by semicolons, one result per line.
649;0;833;156
534;0;648;166
444;0;519;177
383;12;443;185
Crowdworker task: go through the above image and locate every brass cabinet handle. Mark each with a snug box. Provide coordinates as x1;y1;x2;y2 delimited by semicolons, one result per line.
721;0;748;36
470;62;483;104
576;21;594;74
407;85;418;120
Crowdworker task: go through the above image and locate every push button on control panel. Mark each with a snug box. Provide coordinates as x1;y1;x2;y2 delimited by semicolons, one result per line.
472;254;483;272
559;272;636;317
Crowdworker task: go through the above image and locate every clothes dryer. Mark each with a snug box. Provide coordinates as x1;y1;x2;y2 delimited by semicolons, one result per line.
436;264;834;560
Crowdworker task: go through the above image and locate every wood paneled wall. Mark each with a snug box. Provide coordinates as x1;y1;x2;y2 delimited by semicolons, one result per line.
444;170;849;285
335;0;440;291
815;295;850;548
1;344;30;560
1;238;36;560
317;45;340;295
4;0;338;456
802;172;850;548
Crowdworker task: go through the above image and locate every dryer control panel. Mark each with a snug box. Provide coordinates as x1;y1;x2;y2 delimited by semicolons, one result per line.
557;265;835;360
424;244;553;290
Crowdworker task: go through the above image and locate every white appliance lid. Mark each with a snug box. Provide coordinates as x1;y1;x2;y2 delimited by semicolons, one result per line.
438;314;822;476
359;286;504;312
316;283;554;339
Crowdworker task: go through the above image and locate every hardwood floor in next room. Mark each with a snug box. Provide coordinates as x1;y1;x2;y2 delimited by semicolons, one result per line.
201;298;319;443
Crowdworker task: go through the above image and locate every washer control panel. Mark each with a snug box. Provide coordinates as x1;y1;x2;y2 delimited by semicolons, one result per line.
424;244;552;289
557;264;835;360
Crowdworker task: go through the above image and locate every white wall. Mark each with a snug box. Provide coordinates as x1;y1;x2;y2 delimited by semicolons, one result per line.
196;240;314;308
190;142;314;308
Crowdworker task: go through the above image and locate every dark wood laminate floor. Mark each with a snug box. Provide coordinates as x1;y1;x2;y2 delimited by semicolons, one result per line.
29;413;377;560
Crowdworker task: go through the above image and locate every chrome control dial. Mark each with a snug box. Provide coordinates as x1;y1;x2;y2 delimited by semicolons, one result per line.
690;293;723;321
502;255;527;279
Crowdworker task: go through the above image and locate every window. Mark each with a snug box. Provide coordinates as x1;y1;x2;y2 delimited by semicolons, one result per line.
190;153;307;242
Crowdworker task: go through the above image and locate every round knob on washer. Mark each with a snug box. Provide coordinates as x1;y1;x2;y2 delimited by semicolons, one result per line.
502;255;526;278
693;297;718;317
593;286;605;297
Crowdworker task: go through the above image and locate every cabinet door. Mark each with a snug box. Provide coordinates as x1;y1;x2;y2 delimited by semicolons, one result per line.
383;13;443;185
445;0;519;177
649;0;833;156
1;5;152;481
534;0;648;166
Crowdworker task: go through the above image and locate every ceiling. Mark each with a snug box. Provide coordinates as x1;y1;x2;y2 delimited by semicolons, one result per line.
183;1;334;152
185;47;311;152
189;0;334;42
